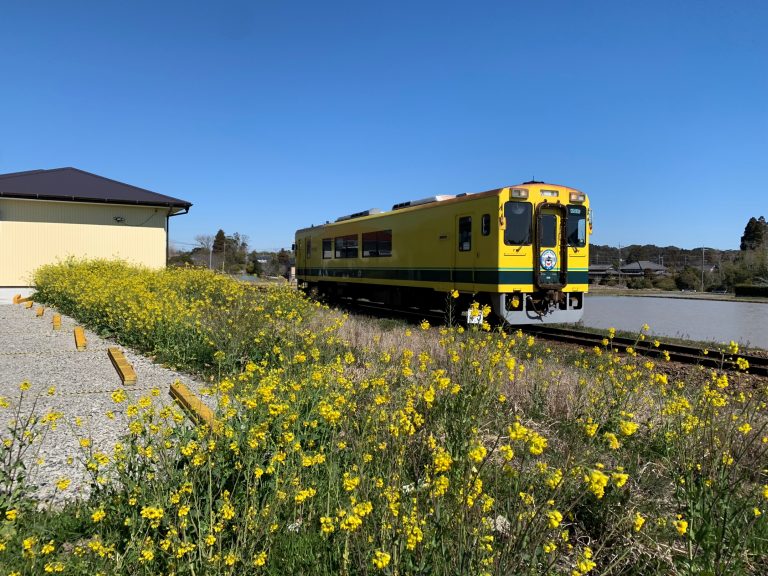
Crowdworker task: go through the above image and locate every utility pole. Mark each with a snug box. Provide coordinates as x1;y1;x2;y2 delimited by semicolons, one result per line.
701;247;705;292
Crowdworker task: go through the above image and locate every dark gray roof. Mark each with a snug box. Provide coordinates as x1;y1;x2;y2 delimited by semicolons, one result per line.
620;260;667;271
0;167;191;210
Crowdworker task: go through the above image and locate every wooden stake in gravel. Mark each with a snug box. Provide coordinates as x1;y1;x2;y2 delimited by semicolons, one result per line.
170;381;221;433
108;347;137;385
74;327;87;351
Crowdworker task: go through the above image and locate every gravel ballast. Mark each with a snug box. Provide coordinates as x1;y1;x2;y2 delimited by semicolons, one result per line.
0;303;209;504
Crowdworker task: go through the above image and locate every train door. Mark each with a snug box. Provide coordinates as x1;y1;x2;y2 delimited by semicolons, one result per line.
454;214;475;290
303;237;311;274
534;204;567;288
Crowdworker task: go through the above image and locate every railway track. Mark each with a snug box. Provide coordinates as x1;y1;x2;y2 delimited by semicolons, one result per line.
328;297;768;377
521;325;768;377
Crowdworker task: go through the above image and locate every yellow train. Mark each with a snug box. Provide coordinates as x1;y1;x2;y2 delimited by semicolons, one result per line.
295;181;590;324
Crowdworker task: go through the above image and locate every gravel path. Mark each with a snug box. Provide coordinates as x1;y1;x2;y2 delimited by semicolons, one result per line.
0;303;209;504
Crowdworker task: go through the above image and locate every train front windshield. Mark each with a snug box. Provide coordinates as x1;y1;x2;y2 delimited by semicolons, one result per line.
504;202;532;245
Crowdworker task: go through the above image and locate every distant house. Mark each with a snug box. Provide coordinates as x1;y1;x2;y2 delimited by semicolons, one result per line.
588;264;616;283
0;168;191;296
618;261;668;276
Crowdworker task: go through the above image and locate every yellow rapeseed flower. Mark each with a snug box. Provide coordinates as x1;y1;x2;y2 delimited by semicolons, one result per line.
603;432;620;450
618;420;639;436
633;512;645;532
372;550;391;569
253;551;267;566
547;510;563;529
469;444;487;463
673;516;688;536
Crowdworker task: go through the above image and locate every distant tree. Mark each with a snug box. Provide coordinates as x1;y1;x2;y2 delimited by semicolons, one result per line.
277;248;292;267
675;266;701;290
223;233;248;273
246;257;263;276
213;229;227;253
195;234;214;268
740;216;767;251
167;247;194;267
652;276;677;291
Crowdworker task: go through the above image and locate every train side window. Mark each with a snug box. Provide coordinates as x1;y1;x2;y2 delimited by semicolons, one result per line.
458;216;472;251
566;205;587;247
539;214;557;247
335;234;358;258
503;202;532;245
322;238;333;259
363;230;392;257
481;214;491;236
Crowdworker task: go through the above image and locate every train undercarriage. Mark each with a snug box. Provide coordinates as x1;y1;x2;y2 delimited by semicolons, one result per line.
301;281;584;325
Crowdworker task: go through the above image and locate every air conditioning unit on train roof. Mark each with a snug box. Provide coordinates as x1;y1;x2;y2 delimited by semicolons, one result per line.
392;195;455;210
335;208;383;222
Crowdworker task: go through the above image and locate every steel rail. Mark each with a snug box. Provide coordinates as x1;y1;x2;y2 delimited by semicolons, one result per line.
521;325;768;377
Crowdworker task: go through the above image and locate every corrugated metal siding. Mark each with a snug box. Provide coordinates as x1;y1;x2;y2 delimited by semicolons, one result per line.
0;198;168;286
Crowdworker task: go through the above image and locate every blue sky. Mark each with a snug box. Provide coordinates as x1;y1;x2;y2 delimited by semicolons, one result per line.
1;0;766;251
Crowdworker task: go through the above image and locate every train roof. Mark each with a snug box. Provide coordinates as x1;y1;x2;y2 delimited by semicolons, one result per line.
296;182;584;233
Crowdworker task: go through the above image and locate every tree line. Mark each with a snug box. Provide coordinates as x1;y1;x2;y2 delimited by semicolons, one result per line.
169;229;293;277
591;216;768;291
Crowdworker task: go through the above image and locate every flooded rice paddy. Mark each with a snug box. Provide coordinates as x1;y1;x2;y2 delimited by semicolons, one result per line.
582;295;768;349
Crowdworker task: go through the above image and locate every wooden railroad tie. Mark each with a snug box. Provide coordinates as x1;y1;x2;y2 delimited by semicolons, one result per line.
52;314;62;330
169;381;221;434
108;347;137;385
35;306;45;317
24;301;34;309
74;327;87;351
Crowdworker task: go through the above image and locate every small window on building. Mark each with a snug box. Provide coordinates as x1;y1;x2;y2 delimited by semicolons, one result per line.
481;214;491;236
458;216;472;251
362;230;392;257
322;238;333;259
566;205;587;247
539;214;557;248
504;202;532;245
335;234;358;258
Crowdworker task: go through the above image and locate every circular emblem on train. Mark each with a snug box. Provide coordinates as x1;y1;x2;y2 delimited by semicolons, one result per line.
540;249;557;271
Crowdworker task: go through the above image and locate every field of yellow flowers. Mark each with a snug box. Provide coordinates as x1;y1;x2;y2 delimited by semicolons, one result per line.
0;259;766;575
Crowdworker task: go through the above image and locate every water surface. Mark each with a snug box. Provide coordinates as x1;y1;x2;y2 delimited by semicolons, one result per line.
582;296;768;349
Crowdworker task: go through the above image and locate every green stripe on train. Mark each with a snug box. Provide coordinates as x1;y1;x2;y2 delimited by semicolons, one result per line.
297;268;589;285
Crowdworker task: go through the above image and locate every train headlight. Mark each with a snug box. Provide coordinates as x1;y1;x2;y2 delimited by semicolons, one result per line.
510;188;529;199
569;192;586;203
541;189;559;197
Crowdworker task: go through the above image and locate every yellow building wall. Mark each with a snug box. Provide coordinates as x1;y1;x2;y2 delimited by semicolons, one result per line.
0;198;168;286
